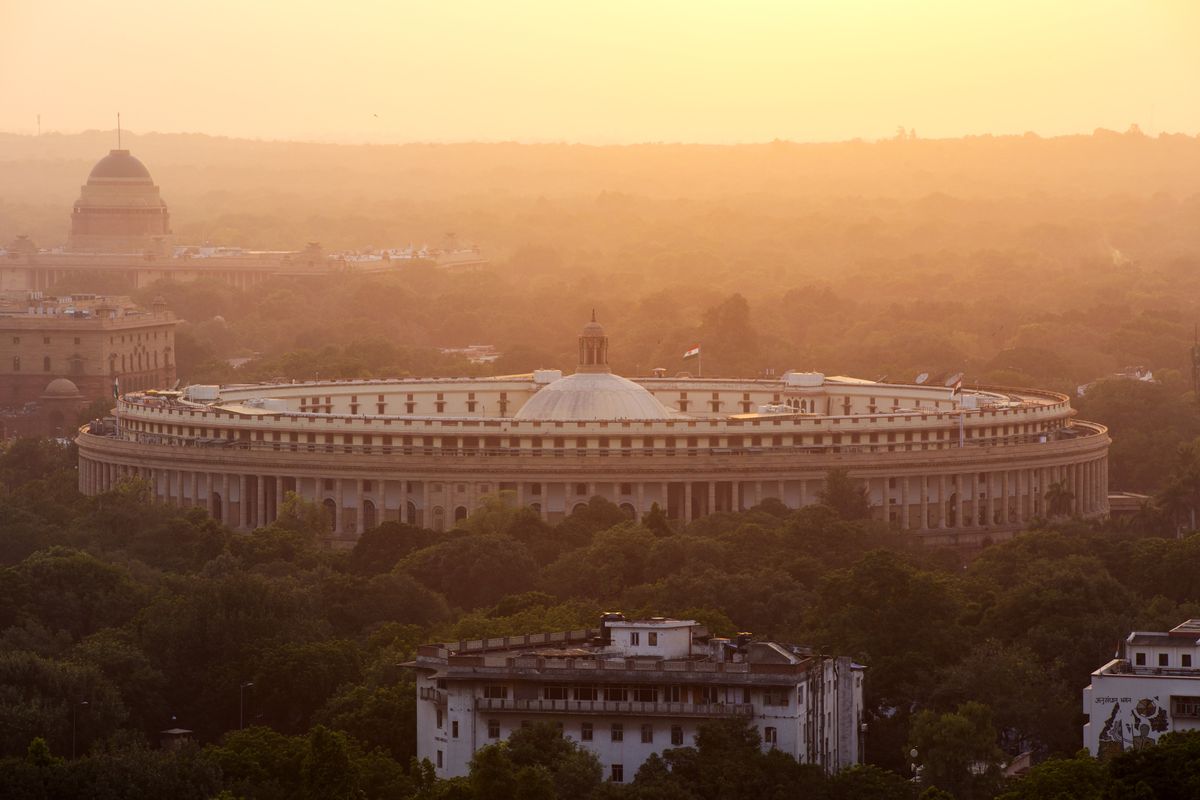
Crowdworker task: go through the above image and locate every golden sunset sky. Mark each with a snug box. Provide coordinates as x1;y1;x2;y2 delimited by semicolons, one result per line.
1;0;1197;143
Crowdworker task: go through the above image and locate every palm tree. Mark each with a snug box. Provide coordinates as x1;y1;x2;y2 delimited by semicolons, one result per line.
1044;481;1074;518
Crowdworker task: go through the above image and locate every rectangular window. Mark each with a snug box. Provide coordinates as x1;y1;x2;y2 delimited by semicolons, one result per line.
632;686;656;703
436;709;443;728
452;720;459;738
581;722;593;741
648;632;658;646
575;685;598;702
1185;654;1193;668
483;685;508;699
488;719;500;739
1136;652;1147;666
610;764;624;783
1160;653;1170;667
641;723;653;743
667;685;683;703
630;632;640;646
764;726;778;745
544;685;569;700
437;750;443;769
763;688;789;706
611;723;623;742
671;725;684;746
604;686;627;702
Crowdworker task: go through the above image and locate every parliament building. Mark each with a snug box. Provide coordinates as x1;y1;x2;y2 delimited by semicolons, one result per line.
76;316;1110;546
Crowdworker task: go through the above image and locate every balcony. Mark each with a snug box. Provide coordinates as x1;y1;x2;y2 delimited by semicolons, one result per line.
475;697;754;718
419;687;446;705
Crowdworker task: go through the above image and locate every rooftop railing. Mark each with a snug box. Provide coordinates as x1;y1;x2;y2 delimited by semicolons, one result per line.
475;697;755;718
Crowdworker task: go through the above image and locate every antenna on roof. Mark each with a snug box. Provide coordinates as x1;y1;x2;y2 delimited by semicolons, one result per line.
591;308;596;323
117;112;121;149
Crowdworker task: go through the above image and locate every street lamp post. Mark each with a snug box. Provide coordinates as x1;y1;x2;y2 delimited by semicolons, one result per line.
240;682;255;730
71;700;89;759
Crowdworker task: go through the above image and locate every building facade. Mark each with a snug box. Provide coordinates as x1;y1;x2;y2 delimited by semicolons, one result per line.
74;317;1110;546
1083;621;1200;757
410;615;864;781
0;293;177;436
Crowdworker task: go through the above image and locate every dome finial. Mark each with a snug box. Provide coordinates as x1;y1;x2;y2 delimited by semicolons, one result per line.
591;308;596;323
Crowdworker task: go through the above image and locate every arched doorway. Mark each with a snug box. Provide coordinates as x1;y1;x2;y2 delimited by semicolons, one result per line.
432;506;445;532
619;502;636;519
362;499;376;531
406;501;418;526
454;505;468;523
211;492;223;522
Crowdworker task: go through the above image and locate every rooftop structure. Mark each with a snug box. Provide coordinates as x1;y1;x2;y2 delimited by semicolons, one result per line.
410;614;864;781
1083;621;1200;757
75;316;1109;546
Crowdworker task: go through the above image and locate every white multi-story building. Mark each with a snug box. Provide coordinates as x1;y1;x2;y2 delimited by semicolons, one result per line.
411;615;864;784
1083;620;1200;757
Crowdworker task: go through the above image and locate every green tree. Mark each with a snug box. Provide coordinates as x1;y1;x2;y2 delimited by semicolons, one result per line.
818;469;871;520
907;702;1005;800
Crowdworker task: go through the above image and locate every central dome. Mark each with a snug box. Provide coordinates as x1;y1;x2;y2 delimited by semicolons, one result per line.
515;372;672;421
88;149;153;182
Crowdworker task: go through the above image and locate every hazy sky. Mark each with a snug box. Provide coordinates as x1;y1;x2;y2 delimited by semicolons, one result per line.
1;0;1197;144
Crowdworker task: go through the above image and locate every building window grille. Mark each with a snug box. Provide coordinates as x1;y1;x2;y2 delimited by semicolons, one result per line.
610;724;623;742
630;632;640;646
648;632;658;646
610;764;624;783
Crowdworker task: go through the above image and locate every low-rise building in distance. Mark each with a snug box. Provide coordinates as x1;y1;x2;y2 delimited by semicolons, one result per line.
410;614;864;783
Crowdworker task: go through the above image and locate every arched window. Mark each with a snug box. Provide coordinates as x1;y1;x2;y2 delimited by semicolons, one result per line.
361;499;376;531
432;506;445;532
454;505;468;523
406;500;418;525
619;503;636;519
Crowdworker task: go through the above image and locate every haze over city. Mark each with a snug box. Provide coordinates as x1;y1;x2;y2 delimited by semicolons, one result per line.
3;0;1199;143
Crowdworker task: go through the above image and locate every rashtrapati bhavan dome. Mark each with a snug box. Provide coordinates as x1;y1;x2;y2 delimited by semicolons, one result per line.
76;317;1110;546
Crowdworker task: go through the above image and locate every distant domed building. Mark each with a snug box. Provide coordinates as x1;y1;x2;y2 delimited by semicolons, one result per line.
68;149;171;253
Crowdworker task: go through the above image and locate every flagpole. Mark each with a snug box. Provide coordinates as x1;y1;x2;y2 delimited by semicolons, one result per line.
698;351;702;379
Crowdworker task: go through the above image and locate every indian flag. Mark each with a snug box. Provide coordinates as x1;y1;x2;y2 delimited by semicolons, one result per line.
951;378;962;396
682;345;701;360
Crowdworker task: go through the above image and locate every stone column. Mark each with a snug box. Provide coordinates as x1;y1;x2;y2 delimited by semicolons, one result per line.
274;476;283;523
239;474;249;530
422;482;431;528
984;473;994;527
900;476;910;530
707;482;716;517
636;483;645;519
920;475;929;530
798;479;808;509
222;473;232;528
336;479;347;535
191;471;199;508
257;476;267;528
684;483;693;523
354;478;364;535
754;481;763;507
937;475;946;529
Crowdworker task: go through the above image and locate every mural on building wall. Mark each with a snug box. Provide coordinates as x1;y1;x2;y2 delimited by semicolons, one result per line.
1096;696;1170;757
